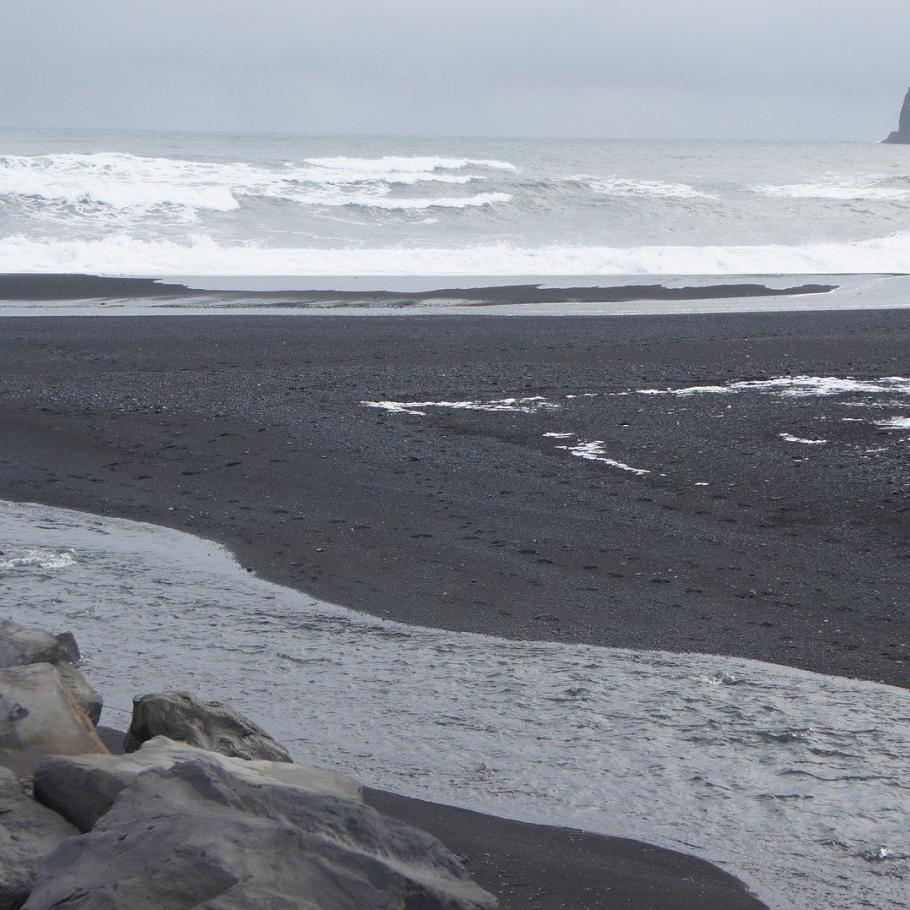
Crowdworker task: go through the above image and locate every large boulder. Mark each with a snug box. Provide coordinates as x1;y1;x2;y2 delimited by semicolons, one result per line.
26;756;497;909
0;767;78;910
124;691;291;762
34;736;360;833
883;85;910;143
0;621;79;667
0;664;107;777
0;621;101;725
52;664;102;728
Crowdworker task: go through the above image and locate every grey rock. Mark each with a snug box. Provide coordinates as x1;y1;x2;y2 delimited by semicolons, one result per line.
0;664;107;777
34;736;361;833
124;691;292;762
26;757;496;910
0;767;78;910
0;621;100;725
53;664;102;727
0;621;80;668
883;85;910;143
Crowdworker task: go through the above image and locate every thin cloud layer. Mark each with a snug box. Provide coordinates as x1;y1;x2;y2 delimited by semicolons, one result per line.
1;0;907;138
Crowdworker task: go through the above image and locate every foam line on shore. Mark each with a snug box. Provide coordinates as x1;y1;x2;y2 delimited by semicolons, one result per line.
1;232;910;277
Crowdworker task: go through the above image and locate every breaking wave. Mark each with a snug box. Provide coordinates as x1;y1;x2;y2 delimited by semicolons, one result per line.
753;175;910;202
3;136;910;279
0;547;76;569
0;152;515;219
585;176;716;199
3;231;909;276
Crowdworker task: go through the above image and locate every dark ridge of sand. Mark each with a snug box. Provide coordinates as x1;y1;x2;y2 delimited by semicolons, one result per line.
0;272;836;305
365;789;766;910
0;310;907;687
0;273;193;299
93;729;764;909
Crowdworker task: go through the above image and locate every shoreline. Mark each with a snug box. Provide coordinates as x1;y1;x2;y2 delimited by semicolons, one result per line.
89;727;764;910
5;271;910;319
1;309;907;686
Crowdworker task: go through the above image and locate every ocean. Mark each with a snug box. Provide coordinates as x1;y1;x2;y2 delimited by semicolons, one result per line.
2;128;910;277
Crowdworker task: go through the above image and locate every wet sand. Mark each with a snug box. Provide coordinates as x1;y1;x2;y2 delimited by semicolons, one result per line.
94;727;764;909
0;272;835;304
365;789;766;910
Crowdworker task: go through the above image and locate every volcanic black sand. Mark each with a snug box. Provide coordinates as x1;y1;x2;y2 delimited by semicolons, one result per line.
366;789;764;910
1;310;907;688
0;272;835;305
95;727;764;910
4;307;910;908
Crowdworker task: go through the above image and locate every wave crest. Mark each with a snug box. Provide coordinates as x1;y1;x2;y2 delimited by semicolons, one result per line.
753;175;910;202
303;155;517;173
0;151;515;218
585;176;716;199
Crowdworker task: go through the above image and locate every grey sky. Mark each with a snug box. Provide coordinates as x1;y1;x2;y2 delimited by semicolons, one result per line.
2;0;908;139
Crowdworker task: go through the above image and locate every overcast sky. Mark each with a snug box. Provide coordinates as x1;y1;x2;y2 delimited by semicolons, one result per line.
2;0;908;139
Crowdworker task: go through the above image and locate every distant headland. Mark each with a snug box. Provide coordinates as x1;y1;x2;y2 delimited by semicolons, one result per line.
883;85;910;143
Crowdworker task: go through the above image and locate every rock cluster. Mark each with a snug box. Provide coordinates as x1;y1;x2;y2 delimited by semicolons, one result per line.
0;620;497;910
124;690;293;762
0;620;102;727
883;85;910;144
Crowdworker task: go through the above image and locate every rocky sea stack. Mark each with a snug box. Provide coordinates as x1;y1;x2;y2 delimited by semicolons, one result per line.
883;85;910;143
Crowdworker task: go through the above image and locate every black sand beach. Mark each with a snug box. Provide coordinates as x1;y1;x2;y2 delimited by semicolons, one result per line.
4;303;910;907
1;309;907;687
365;790;765;910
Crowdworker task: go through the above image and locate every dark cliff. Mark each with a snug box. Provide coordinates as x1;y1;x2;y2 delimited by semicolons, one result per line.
883;86;910;143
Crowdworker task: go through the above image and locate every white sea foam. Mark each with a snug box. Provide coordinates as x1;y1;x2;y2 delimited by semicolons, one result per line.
875;416;910;429
5;137;910;282
753;176;910;202
4;232;910;277
639;376;910;398
0;152;246;215
779;434;827;445
0;547;76;569
0;152;509;220
555;440;650;475
4;500;907;910
303;155;517;173
325;191;511;210
638;384;733;396
362;396;558;416
587;176;715;199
